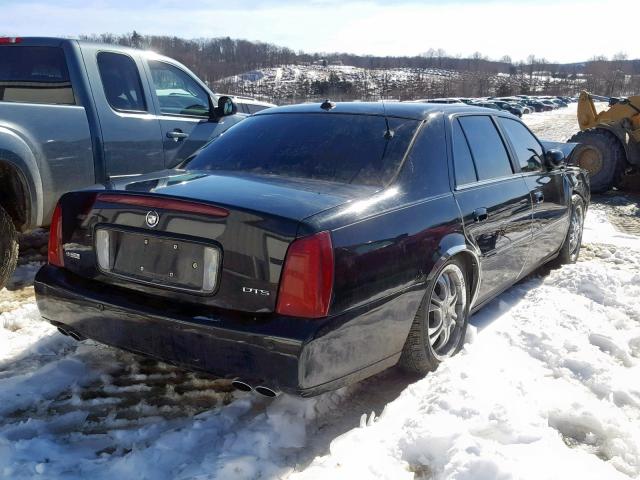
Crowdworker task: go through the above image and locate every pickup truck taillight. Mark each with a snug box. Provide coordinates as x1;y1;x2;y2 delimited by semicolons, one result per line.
48;203;64;267
276;231;334;319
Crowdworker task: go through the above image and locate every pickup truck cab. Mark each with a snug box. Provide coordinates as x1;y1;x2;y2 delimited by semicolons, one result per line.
0;37;249;287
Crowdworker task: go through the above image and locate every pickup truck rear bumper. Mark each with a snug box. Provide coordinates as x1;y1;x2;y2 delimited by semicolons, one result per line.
34;265;401;396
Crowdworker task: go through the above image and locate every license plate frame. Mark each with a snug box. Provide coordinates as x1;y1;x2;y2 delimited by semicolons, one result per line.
94;227;221;295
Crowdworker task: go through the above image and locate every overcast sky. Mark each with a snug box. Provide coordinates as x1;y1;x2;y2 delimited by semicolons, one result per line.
2;0;639;63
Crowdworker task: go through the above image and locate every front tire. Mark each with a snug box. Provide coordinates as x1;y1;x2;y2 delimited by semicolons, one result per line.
552;194;585;266
568;129;626;193
0;205;19;290
399;258;469;374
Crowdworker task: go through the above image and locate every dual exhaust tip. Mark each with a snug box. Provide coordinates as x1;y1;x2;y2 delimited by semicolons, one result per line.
231;379;280;398
57;326;85;342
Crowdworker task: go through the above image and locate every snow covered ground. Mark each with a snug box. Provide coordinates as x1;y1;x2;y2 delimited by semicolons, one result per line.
1;105;640;479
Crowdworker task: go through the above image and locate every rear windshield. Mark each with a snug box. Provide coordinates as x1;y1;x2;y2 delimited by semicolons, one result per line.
184;113;420;186
0;46;75;105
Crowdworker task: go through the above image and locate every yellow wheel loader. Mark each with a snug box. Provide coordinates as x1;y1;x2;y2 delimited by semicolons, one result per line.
569;90;640;192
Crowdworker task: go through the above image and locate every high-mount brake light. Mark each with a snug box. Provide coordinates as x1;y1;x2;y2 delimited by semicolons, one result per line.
276;231;334;319
0;37;22;44
48;203;64;267
97;193;229;218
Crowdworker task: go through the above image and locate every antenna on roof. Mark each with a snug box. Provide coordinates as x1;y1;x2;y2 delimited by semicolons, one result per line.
320;99;335;110
381;100;394;140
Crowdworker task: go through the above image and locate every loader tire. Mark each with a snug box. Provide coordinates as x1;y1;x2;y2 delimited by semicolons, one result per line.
0;205;19;290
568;129;626;193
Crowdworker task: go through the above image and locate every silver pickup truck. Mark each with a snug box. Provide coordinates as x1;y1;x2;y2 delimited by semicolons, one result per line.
0;37;267;288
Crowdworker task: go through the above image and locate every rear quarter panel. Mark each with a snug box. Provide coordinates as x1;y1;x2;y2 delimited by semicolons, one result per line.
300;190;465;386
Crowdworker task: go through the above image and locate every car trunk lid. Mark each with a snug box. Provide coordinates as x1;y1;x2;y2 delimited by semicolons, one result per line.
59;172;378;313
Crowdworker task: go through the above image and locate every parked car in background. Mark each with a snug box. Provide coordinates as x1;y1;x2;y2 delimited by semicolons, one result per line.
470;101;501;110
541;99;559;109
493;97;532;114
491;100;524;117
35;102;589;397
0;37;251;288
417;98;465;104
524;100;551;112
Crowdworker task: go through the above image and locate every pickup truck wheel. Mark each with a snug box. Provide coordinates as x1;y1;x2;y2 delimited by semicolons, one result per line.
399;258;469;374
0;205;19;290
568;129;625;193
551;194;585;267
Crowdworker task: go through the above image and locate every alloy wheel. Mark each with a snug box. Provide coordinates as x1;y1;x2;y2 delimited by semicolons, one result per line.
428;264;467;360
569;202;584;259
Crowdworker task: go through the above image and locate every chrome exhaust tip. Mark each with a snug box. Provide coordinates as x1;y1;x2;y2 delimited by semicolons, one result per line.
231;379;253;392
67;329;85;342
254;386;280;398
57;327;70;337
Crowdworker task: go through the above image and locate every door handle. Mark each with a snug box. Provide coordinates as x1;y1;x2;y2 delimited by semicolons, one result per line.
166;129;189;142
473;208;488;222
533;191;544;204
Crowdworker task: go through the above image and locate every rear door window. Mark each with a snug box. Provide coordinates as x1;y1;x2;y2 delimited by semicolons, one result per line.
458;116;513;180
451;119;477;185
497;117;544;172
0;46;75;105
97;52;147;112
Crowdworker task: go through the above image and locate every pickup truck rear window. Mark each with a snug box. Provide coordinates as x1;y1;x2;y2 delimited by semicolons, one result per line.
184;113;420;187
0;46;75;105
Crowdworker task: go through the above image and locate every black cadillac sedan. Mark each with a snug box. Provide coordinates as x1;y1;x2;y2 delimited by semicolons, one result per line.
35;102;589;397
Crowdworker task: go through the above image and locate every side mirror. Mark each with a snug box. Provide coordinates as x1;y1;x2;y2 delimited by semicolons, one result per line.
545;149;565;169
212;96;237;118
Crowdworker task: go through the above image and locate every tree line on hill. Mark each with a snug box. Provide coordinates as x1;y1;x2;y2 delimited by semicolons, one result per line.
81;32;640;101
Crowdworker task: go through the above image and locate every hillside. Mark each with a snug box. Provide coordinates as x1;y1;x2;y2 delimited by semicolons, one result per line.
214;64;583;103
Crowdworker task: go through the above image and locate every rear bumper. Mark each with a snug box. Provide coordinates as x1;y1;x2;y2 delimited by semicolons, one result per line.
34;265;404;396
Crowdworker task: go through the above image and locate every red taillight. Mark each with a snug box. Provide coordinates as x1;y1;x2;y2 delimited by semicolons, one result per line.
276;231;334;318
0;37;22;44
48;203;64;267
97;193;229;218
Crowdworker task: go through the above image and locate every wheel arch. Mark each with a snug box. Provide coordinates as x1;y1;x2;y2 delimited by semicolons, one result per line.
0;128;44;230
426;239;481;310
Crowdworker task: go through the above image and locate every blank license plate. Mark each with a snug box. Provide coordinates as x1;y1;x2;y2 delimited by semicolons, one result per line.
95;229;220;293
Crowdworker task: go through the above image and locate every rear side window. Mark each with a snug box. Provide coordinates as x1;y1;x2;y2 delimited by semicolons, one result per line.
458;116;512;180
185;113;420;187
497;117;544;172
97;52;146;112
401;115;449;196
0;46;75;105
451;119;477;185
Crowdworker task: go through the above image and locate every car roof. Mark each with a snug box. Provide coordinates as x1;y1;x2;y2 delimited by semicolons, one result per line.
254;101;506;120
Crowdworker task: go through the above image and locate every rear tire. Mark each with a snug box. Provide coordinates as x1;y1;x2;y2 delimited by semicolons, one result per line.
399;258;469;375
0;205;19;290
568;129;626;193
551;194;585;267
